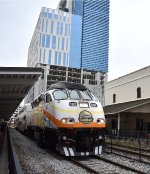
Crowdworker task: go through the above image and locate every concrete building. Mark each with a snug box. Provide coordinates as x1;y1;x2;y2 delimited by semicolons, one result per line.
104;66;150;136
27;7;72;67
105;66;150;105
25;64;106;106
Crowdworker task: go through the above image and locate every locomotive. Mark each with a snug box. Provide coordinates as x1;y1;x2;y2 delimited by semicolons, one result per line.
15;82;106;156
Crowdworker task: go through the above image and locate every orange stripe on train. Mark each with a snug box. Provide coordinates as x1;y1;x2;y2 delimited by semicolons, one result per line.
43;110;106;128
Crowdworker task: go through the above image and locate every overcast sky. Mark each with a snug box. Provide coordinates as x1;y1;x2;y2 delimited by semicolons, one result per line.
0;0;150;81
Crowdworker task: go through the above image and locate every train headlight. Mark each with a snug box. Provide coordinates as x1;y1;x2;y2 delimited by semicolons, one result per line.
90;103;97;107
69;102;77;106
97;118;105;124
61;118;75;124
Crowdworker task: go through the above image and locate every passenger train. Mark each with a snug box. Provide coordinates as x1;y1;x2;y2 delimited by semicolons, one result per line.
15;82;106;156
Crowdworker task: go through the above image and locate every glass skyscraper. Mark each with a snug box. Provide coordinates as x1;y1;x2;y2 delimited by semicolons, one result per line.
81;0;109;73
58;0;109;73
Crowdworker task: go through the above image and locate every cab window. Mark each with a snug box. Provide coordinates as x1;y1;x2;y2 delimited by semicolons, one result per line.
80;90;92;100
45;93;52;103
53;90;68;100
68;90;80;100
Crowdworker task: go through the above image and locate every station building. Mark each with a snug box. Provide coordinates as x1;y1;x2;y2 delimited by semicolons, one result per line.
104;66;150;135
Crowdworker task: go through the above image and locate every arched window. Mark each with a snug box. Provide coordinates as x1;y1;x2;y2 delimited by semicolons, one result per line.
113;94;116;103
137;87;141;98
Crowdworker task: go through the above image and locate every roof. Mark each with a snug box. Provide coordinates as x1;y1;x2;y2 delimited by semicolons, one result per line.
104;98;150;115
0;67;42;120
48;82;88;91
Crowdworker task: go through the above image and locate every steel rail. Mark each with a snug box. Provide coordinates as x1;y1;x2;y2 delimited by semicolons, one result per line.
69;158;101;174
106;142;150;153
94;155;147;174
107;146;150;159
104;150;150;166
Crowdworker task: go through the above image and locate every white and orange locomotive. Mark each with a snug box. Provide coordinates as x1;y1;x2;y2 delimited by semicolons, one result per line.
15;82;106;156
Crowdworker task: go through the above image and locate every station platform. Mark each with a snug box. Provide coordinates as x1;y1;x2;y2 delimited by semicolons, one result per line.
0;130;9;174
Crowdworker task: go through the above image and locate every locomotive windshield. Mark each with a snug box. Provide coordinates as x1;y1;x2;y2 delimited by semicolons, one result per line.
53;89;93;100
53;90;68;100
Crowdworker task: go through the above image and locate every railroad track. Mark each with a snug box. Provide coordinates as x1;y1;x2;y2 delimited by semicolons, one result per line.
68;154;148;174
69;158;100;174
106;142;150;153
106;150;150;166
94;155;147;174
106;144;150;159
8;129;150;174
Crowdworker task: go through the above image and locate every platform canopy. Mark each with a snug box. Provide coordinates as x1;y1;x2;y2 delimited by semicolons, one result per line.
0;67;42;120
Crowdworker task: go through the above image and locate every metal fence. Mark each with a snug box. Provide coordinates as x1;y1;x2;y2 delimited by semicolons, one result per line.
106;129;150;139
105;129;150;161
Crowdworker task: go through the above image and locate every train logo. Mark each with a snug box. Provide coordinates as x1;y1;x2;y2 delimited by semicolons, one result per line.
79;110;93;124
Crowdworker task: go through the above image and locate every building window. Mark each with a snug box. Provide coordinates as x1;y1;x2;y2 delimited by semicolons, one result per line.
65;24;68;36
42;34;45;47
58;52;61;65
55;51;58;64
66;53;69;66
42;19;44;32
68;24;70;35
62;37;64;50
39;49;42;63
40;33;42;46
57;22;60;35
51;21;54;34
48;50;51;64
45;19;48;33
44;12;47;18
66;38;68;51
54;14;58;20
58;37;60;50
137;87;141;98
43;49;45;63
48;13;52;18
63;16;66;22
52;36;56;49
113;94;116;103
63;52;66;66
60;23;63;35
46;35;50;48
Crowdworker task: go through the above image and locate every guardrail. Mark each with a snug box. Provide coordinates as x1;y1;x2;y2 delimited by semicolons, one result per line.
7;127;23;174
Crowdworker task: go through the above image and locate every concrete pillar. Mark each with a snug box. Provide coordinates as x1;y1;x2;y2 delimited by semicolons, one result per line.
44;65;48;91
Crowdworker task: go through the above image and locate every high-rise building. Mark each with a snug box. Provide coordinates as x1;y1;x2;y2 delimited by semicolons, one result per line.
58;0;109;73
27;7;82;69
26;1;109;105
27;7;72;67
